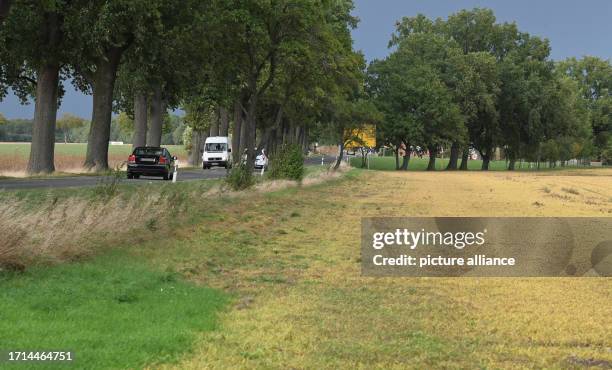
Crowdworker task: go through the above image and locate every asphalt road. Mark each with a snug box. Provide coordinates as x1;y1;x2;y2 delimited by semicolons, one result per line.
0;156;337;190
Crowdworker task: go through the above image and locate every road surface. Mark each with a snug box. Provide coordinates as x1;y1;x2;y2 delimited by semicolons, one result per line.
0;156;337;190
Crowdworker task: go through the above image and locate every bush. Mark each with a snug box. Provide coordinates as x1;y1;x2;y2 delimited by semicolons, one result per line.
268;144;304;181
225;163;254;190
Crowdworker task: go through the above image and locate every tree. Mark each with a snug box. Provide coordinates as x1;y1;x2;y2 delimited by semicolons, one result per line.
330;98;380;170
113;0;209;150
207;0;323;169
559;57;612;161
368;57;424;170
183;101;216;166
0;1;80;173
56;113;86;144
370;26;466;171
391;10;505;171
67;0;166;171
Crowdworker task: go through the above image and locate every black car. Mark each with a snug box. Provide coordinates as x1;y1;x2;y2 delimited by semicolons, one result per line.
127;147;176;180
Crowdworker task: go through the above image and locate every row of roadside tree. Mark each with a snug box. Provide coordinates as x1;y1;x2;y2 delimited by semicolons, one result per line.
367;9;611;170
0;0;372;174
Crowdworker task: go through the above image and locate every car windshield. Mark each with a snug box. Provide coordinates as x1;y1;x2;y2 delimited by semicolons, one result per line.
205;143;226;152
134;148;164;156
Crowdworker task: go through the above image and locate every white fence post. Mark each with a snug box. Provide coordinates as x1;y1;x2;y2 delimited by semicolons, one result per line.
172;160;179;183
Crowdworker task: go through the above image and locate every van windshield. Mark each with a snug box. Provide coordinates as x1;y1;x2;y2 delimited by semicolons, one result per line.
205;143;227;152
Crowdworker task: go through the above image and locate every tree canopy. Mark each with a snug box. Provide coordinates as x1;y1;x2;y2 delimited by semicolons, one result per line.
0;4;609;174
369;8;603;170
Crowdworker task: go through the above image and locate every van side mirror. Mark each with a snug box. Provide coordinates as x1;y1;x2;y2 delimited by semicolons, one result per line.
228;148;232;153
172;156;177;160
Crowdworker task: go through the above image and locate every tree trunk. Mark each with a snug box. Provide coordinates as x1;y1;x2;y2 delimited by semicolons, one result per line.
210;107;220;137
281;119;288;145
27;63;60;174
257;127;272;153
427;145;437;171
302;126;309;153
189;130;205;167
84;47;124;171
508;157;516;171
459;148;469;170
0;0;11;23
239;107;248;162
209;123;219;137
400;149;410;171
147;84;164;147
446;142;460;170
132;92;147;148
394;146;400;170
231;99;242;164
219;106;229;136
333;140;344;170
244;94;258;169
481;150;491;171
297;125;306;152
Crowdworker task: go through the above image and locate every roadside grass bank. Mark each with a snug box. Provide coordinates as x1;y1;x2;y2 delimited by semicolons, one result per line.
0;142;188;176
0;253;228;368
0;165;345;270
350;155;600;171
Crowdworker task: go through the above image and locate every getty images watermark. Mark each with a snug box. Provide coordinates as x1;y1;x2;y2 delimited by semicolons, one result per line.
361;217;612;277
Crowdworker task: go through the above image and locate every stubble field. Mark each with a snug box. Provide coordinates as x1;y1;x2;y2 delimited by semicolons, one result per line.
158;168;612;368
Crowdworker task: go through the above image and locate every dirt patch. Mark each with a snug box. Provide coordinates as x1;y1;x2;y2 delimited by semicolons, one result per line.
566;355;612;368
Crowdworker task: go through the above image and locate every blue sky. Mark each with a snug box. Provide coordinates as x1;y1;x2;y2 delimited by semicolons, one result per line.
1;0;611;119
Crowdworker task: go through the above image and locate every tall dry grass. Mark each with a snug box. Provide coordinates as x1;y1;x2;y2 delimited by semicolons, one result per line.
0;194;169;270
0;166;349;271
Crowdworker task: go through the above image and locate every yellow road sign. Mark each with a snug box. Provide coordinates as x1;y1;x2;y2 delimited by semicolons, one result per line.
345;124;376;149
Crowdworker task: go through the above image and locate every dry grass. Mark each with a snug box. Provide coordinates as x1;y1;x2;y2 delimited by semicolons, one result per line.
0;166;347;271
148;168;612;369
0;194;168;269
1;154;130;176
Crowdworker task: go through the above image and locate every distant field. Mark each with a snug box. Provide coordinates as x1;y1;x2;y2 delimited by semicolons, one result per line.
0;142;188;175
349;155;592;171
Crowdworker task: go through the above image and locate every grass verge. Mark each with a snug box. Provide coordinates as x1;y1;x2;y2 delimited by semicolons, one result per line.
0;252;227;368
351;156;599;171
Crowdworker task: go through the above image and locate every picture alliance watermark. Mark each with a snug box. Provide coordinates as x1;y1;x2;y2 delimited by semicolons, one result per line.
361;217;612;277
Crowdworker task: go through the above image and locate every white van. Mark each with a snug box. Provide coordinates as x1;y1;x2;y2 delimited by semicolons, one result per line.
202;136;232;169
